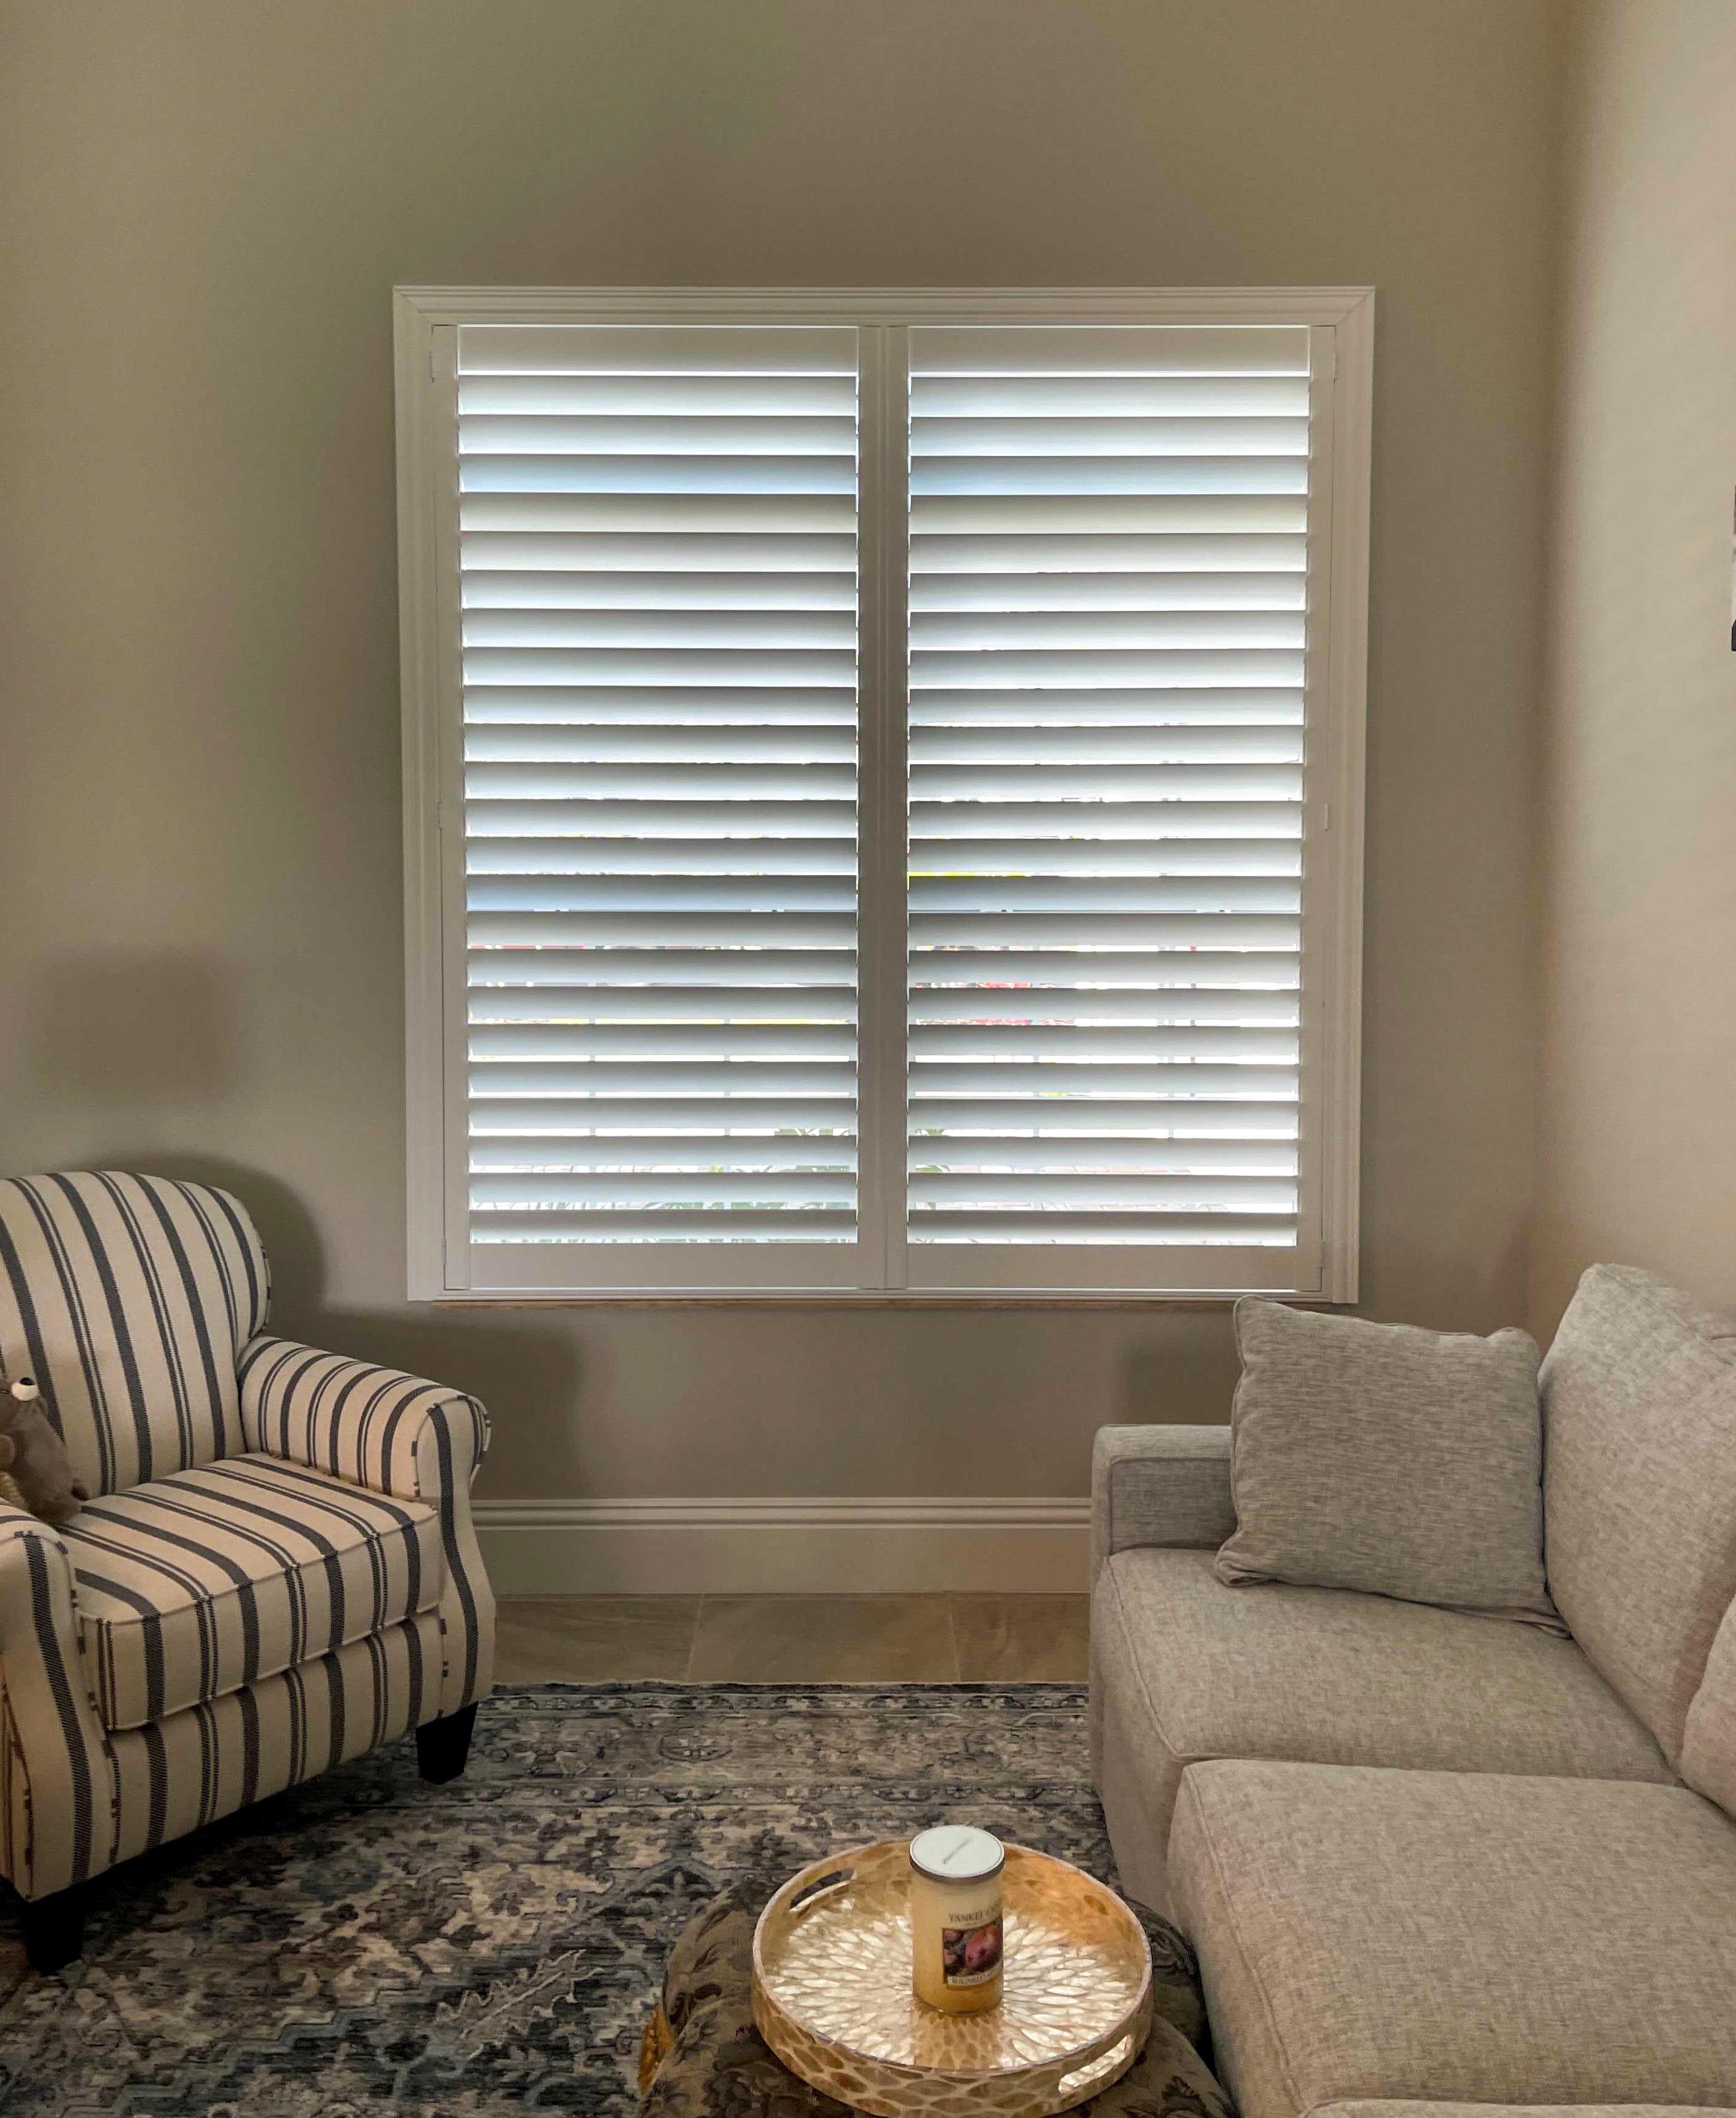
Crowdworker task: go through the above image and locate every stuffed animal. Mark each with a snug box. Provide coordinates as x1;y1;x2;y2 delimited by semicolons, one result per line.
0;1370;88;1524
0;1432;30;1513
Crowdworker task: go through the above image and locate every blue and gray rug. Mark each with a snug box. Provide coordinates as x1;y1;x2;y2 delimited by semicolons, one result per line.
0;1682;1160;2116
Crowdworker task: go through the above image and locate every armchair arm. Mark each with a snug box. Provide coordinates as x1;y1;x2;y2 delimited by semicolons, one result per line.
0;1504;116;1897
1090;1425;1235;1582
238;1336;494;1713
238;1336;490;1500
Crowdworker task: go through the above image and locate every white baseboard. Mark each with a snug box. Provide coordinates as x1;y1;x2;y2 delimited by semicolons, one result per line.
474;1496;1092;1596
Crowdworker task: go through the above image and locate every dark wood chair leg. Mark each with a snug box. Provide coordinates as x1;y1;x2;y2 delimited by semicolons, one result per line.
416;1703;479;1784
18;1883;85;1975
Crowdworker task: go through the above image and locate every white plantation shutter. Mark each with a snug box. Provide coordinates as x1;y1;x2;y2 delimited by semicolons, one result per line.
399;291;1367;1299
455;324;864;1282
903;324;1316;1288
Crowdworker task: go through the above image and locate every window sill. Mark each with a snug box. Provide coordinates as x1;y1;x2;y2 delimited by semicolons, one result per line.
426;1290;1345;1311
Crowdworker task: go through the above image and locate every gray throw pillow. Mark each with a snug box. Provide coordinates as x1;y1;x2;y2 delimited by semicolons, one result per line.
1215;1298;1562;1626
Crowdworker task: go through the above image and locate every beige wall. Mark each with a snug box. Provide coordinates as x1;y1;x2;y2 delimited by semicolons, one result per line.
0;0;1562;1502
1534;0;1736;1334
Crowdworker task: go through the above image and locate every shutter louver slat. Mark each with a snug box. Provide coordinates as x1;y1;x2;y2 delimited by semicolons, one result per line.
471;1135;856;1169
470;1099;856;1134
458;324;859;1252
463;688;855;726
471;1063;857;1097
905;324;1310;1258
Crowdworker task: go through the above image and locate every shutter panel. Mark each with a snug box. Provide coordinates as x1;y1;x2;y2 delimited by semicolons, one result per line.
458;324;862;1276
905;324;1313;1284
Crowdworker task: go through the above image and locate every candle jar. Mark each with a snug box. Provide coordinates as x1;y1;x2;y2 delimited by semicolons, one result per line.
908;1825;1005;2014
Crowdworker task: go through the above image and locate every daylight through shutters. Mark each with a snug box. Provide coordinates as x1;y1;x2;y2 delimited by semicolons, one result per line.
458;325;862;1261
905;326;1310;1274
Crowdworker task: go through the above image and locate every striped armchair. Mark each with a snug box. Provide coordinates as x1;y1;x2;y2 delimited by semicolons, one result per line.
0;1172;495;1972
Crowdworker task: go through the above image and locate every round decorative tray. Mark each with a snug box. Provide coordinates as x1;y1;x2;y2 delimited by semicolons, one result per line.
750;1840;1152;2118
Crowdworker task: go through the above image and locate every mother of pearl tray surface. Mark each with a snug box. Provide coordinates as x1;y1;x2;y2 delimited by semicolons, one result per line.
750;1840;1153;2118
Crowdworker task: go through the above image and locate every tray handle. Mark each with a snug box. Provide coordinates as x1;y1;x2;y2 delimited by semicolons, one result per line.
788;1865;856;1913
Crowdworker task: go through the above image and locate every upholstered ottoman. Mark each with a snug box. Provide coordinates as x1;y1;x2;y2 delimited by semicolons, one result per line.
639;1877;1234;2117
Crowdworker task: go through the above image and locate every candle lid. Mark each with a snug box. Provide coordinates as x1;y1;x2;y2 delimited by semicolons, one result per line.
909;1825;1005;1882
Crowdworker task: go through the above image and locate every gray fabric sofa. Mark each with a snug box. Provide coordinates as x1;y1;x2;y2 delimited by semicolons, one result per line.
1090;1265;1736;2117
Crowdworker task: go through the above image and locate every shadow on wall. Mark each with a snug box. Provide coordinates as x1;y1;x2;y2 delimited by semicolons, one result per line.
1363;1218;1535;1337
74;1147;583;1459
29;952;244;1102
14;953;581;1428
1122;1318;1241;1427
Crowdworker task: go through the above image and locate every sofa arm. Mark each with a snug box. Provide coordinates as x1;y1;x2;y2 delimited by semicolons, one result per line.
0;1504;117;1897
238;1336;495;1714
1091;1425;1235;1582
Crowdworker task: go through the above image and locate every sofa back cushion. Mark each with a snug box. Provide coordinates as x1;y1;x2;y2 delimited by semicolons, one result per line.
1541;1263;1736;1763
1681;1593;1736;1819
1216;1298;1558;1625
0;1172;270;1497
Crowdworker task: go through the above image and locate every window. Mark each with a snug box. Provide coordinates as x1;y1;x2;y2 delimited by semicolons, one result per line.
396;288;1371;1301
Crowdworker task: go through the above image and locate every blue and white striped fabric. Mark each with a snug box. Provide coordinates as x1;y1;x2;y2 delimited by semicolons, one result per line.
61;1455;442;1730
238;1339;495;1716
0;1506;115;1897
108;1614;445;1872
0;1174;493;1904
0;1172;269;1498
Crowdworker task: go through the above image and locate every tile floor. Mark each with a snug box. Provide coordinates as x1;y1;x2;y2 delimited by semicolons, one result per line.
495;1593;1090;1685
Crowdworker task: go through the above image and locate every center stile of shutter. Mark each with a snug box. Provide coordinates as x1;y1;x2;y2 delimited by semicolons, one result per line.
458;324;861;1246
904;325;1310;1251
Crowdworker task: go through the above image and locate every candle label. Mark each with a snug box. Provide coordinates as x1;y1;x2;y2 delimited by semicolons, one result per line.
942;1912;1004;1988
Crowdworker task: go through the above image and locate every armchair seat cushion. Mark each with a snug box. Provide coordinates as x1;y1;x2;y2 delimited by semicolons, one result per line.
61;1454;442;1730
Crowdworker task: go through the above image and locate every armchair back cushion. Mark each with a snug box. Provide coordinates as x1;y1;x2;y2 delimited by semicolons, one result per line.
0;1173;270;1498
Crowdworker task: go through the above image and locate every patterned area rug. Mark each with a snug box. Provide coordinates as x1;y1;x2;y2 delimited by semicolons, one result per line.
0;1682;1172;2116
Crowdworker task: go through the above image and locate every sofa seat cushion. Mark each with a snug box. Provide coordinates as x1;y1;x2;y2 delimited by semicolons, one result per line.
1094;1547;1673;1900
1169;1762;1736;2118
62;1453;442;1729
1311;2107;1736;2117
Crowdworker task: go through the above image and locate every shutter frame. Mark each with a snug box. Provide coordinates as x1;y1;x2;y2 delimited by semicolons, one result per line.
396;289;1371;1301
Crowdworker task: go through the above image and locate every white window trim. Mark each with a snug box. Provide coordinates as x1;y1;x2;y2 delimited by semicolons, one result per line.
394;284;1374;1306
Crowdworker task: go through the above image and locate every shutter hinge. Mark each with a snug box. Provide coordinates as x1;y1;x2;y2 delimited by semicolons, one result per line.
1324;335;1338;383
1321;802;1332;833
428;343;436;383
